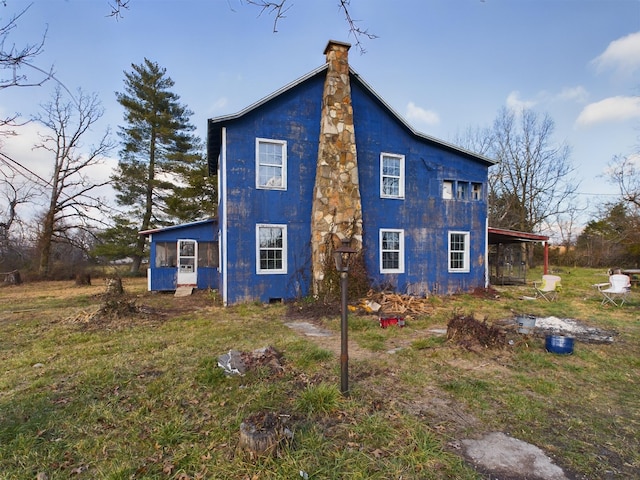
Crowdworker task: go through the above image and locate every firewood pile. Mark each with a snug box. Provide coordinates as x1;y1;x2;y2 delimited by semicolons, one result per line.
360;290;433;317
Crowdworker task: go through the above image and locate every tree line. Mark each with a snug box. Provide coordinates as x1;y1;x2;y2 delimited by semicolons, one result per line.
0;41;217;278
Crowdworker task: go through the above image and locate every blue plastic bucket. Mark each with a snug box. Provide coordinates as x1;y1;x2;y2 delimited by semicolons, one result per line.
545;335;574;354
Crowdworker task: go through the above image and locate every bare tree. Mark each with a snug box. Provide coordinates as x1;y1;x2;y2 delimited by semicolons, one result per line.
607;153;640;212
32;87;115;277
489;107;579;234
0;4;52;131
0;165;36;268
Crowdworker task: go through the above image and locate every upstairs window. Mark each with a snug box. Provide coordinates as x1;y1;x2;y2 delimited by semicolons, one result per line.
256;138;287;190
448;231;470;273
457;182;469;200
443;180;453;199
380;229;404;273
256;224;287;274
472;183;483;200
380;153;405;199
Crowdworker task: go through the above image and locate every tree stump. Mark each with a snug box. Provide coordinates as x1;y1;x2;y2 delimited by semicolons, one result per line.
105;277;124;295
236;412;292;460
75;272;91;286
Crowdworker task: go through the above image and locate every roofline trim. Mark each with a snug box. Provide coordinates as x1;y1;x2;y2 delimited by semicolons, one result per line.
488;227;549;242
139;218;218;236
207;64;496;166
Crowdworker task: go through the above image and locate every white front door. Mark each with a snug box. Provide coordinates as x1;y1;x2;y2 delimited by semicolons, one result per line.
177;239;197;286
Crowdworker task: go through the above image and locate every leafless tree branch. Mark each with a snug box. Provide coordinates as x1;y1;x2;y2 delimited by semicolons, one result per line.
338;0;378;54
107;0;130;19
106;0;377;52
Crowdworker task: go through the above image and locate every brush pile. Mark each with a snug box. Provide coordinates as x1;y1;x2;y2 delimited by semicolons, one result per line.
446;313;506;350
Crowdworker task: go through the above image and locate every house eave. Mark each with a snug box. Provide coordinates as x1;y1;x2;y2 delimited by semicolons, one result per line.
488;227;549;244
207;63;497;172
139;218;218;237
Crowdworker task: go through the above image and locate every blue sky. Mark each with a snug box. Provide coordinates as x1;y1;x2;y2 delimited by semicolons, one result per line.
2;0;639;226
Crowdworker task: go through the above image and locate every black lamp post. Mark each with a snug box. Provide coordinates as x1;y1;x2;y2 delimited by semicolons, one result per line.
333;238;357;396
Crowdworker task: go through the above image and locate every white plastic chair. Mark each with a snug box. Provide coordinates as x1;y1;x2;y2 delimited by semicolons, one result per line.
533;275;562;302
598;274;631;306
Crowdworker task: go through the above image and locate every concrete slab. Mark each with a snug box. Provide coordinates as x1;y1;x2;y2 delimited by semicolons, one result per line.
174;286;193;297
461;432;568;480
284;321;333;337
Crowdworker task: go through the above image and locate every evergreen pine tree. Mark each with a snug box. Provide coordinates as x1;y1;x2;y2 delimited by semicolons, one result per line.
110;58;213;273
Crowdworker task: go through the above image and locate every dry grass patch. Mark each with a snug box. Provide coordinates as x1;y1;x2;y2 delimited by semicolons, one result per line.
0;269;639;479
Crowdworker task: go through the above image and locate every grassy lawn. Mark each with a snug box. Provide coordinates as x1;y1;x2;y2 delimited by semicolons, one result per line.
0;268;638;479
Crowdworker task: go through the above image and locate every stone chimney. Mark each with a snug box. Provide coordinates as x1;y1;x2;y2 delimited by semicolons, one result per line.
310;40;363;295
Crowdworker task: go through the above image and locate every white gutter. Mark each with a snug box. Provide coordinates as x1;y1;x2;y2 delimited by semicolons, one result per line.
221;127;228;306
485;217;489;288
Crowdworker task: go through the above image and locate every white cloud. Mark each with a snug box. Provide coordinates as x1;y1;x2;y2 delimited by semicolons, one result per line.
576;96;640;127
405;102;440;126
591;31;640;76
556;86;589;103
505;91;536;111
208;97;229;114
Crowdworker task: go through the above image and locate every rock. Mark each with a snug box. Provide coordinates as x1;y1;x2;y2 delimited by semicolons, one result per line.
217;350;246;376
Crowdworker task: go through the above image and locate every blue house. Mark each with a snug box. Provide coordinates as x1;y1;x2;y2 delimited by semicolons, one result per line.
204;40;494;305
140;219;219;292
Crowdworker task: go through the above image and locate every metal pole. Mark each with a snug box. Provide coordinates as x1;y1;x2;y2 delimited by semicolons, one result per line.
340;270;349;396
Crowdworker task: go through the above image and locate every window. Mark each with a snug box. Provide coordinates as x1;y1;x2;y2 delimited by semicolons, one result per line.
198;241;219;268
380;153;405;198
155;242;177;268
472;183;482;200
457;182;469;200
256;138;286;190
448;231;470;272
256;224;287;274
442;180;453;199
380;229;404;273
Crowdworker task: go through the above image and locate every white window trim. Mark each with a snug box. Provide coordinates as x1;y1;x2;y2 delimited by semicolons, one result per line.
380;152;405;199
379;228;405;274
255;138;287;190
256;224;287;274
448;231;470;273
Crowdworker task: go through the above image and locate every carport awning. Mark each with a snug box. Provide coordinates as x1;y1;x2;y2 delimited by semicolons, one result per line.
488;227;549;245
488;227;550;275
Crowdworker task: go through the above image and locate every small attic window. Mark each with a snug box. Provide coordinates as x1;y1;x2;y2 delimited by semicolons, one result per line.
443;180;453;200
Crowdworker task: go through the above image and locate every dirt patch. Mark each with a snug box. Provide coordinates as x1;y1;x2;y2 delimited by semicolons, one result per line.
286;300;340;321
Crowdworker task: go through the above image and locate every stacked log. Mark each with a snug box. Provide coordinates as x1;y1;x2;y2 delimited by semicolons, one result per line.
363;291;432;316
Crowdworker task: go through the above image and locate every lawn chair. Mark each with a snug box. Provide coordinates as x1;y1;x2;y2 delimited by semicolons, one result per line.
533;274;562;302
597;274;631;306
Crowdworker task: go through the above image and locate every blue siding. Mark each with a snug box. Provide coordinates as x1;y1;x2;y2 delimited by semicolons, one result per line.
352;83;488;295
216;71;490;304
145;220;220;292
222;73;324;304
